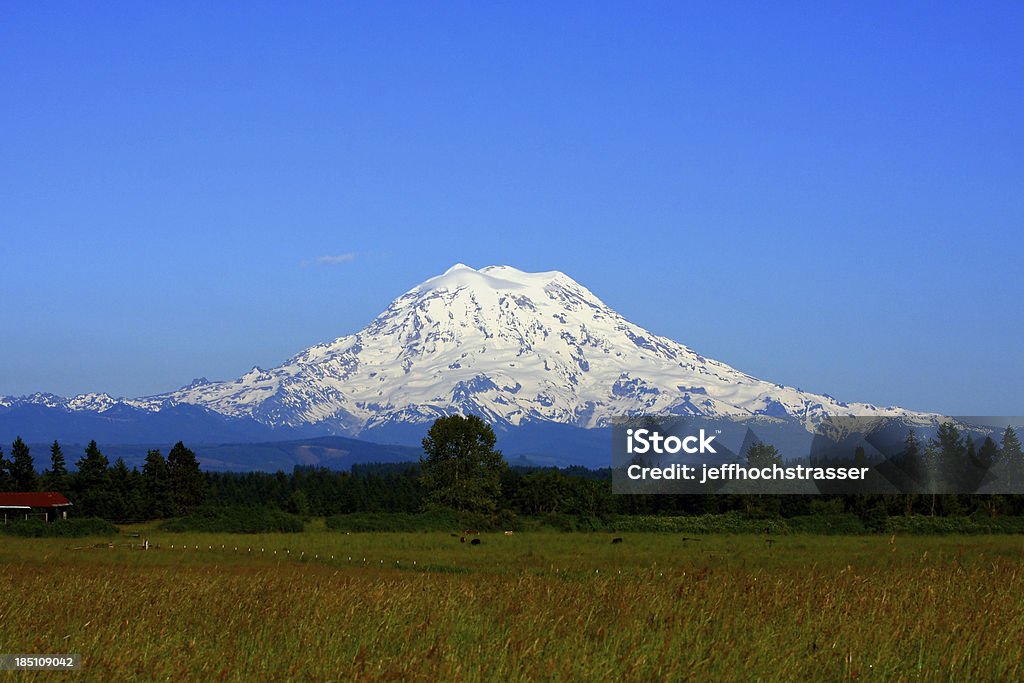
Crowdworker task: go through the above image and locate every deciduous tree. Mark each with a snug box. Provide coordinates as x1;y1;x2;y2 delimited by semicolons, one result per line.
420;415;506;513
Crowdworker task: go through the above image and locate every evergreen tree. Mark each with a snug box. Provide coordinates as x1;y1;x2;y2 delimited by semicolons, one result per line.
420;415;507;513
76;440;109;479
901;429;925;488
167;441;206;515
142;449;173;518
108;458;134;521
960;434;992;492
107;458;145;521
853;446;868;468
45;440;68;491
965;435;978;476
73;440;112;517
894;429;925;511
745;442;782;468
516;469;570;514
1001;426;1023;463
1000;426;1024;491
0;446;12;492
286;489;311;517
10;437;38;491
933;422;966;492
977;436;999;470
127;467;145;520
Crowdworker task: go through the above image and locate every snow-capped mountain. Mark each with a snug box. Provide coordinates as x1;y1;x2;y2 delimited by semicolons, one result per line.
2;264;930;445
1;391;156;414
33;263;916;435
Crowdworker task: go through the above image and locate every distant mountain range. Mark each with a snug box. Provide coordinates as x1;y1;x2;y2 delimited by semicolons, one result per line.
1;264;931;469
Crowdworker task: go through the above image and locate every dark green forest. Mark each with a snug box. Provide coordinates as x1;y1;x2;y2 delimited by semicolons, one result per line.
1;421;1023;530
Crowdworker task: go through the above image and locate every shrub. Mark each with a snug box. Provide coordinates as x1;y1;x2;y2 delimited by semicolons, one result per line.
326;512;455;532
0;517;119;538
160;507;304;534
786;513;867;535
886;515;1024;535
325;510;524;533
608;512;785;535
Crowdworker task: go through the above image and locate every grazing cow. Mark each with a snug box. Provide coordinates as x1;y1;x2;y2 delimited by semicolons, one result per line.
504;530;514;536
470;538;481;545
460;536;466;543
463;529;480;536
611;537;624;544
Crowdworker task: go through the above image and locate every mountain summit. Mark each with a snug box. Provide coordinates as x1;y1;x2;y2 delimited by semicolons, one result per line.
111;263;916;434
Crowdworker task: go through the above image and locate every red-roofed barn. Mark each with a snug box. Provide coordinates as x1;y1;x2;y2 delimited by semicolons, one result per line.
0;492;73;523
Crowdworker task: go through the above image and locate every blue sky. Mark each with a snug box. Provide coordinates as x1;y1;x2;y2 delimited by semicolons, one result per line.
1;2;1021;414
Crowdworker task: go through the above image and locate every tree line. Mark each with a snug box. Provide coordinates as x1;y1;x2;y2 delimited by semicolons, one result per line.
0;438;205;520
0;419;1022;523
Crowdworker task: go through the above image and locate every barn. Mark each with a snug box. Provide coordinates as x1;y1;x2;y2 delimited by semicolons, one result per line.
0;492;73;523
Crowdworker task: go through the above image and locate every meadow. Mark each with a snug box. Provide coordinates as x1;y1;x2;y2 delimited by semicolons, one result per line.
2;525;1023;681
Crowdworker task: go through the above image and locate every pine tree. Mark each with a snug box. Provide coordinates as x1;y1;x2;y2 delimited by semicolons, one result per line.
977;436;999;469
107;458;144;521
933;422;966;492
73;440;112;518
745;442;782;468
1000;426;1024;491
1002;426;1023;463
960;434;992;492
108;458;134;521
898;429;926;505
922;437;940;513
902;429;924;477
76;440;109;479
10;437;38;491
0;446;12;492
45;440;68;491
126;467;146;521
142;449;173;519
167;441;206;515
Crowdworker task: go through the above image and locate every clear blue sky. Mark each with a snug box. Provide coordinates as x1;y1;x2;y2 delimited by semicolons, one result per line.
1;2;1021;415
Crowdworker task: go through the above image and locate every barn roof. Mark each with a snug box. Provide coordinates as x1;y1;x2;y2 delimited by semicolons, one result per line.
0;492;73;509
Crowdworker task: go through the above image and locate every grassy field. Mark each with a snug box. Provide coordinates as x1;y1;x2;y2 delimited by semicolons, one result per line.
2;525;1023;681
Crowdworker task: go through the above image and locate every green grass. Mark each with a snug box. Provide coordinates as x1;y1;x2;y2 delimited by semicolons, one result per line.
1;525;1023;681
